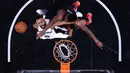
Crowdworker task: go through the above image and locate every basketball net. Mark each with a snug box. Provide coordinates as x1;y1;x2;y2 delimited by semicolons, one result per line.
53;40;78;73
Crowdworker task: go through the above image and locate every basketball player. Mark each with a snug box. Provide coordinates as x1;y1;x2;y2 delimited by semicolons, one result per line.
33;9;74;39
35;9;103;49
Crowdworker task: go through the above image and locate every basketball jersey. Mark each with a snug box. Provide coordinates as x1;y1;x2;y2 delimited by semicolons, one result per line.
37;19;69;39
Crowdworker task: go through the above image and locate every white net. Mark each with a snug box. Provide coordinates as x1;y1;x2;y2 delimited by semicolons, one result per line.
53;40;78;63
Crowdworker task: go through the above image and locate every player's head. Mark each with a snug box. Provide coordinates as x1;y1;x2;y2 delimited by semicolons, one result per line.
36;18;46;28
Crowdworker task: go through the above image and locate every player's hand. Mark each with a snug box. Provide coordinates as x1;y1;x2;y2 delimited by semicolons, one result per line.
36;30;44;39
96;40;103;49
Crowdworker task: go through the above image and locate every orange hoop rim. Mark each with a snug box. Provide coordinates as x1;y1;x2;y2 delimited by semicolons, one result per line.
53;40;78;64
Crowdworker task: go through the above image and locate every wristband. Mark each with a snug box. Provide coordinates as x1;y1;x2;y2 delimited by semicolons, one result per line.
95;40;99;43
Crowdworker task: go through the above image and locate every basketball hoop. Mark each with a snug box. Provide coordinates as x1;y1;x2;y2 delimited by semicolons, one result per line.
53;40;78;73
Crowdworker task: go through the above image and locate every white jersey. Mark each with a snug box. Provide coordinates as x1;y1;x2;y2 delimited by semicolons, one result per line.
37;19;69;39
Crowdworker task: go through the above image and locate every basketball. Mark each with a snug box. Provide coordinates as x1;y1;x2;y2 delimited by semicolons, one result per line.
15;21;27;33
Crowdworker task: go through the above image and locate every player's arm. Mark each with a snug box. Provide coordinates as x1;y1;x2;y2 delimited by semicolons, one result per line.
51;21;74;28
79;25;103;49
75;18;103;49
68;28;73;37
43;10;68;31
